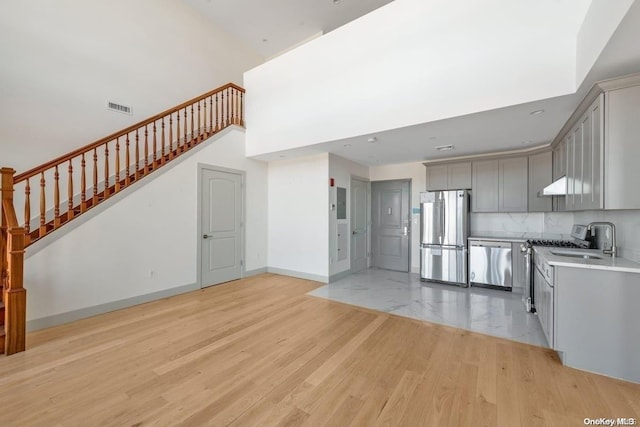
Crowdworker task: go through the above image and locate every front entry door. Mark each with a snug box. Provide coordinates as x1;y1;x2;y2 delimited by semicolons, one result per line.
200;168;243;287
371;180;410;272
350;177;368;273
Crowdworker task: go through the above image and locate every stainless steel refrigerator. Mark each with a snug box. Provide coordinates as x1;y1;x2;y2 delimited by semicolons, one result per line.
420;190;469;286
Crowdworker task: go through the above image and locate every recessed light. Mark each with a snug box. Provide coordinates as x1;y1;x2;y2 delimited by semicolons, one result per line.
521;140;533;144
262;38;268;43
344;143;352;147
429;136;437;140
279;155;286;158
435;144;454;151
333;0;340;4
530;109;544;115
367;137;377;143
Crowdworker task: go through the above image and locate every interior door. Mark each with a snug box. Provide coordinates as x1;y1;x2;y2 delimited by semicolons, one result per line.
371;180;411;272
200;168;243;287
350;177;368;273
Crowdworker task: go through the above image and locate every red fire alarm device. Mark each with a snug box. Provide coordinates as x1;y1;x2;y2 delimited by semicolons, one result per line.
329;178;335;187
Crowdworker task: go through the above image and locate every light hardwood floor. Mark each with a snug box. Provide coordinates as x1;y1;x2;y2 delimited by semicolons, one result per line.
0;273;638;426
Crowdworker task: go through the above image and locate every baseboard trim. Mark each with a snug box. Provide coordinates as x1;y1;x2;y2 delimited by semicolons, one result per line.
329;270;352;283
245;267;268;277
26;282;200;332
267;267;328;283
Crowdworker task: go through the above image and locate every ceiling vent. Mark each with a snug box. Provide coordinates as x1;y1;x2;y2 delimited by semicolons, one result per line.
107;101;132;115
435;144;454;151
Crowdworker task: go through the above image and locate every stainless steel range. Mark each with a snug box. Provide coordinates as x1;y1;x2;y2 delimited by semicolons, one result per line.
520;225;593;312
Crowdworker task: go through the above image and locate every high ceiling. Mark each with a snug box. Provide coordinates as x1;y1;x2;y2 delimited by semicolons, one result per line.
186;0;640;166
184;0;394;58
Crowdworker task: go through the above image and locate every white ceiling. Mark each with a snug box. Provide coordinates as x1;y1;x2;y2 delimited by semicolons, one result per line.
183;0;394;58
186;0;640;166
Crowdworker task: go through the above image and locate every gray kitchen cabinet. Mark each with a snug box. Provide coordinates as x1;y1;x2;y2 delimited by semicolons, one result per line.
551;75;640;211
605;84;640;209
581;94;604;210
498;157;528;212
563;94;604;211
472;157;527;212
511;242;526;290
447;162;472;189
552;139;566;212
555;266;640;383
425;164;448;191
552;139;566;180
568;124;583;210
425;162;471;191
528;151;552;212
471;159;499;212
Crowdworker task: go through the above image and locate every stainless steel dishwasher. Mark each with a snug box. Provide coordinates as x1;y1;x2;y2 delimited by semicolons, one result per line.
469;240;513;290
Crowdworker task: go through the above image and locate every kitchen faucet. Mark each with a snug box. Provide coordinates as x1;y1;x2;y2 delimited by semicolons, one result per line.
586;222;617;258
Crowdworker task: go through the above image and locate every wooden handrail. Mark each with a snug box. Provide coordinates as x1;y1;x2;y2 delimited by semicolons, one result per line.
14;83;245;183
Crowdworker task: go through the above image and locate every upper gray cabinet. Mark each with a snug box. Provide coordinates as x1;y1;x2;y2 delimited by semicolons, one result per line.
551;74;640;211
425;162;471;191
565;94;604;211
499;157;528;212
472;157;527;212
472;159;499;212
528;151;552;212
604;84;640;209
552;139;566;212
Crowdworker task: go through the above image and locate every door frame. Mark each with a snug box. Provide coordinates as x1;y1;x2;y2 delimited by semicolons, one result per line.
370;178;412;272
196;163;246;289
349;175;371;273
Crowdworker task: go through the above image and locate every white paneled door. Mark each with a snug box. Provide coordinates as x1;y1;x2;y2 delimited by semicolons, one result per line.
200;168;243;287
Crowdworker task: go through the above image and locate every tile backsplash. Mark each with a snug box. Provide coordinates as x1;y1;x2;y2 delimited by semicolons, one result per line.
470;212;575;238
471;210;640;262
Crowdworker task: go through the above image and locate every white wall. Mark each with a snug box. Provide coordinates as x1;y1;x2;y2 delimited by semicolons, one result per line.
25;128;268;322
267;153;329;280
576;0;635;86
245;0;584;157
328;154;370;277
0;0;262;172
370;161;426;273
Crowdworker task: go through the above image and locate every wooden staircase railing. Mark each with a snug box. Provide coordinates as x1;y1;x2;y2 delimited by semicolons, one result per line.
0;82;245;355
1;168;26;355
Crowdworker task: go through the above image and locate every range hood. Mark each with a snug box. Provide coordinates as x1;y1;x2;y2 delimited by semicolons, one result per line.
539;176;567;196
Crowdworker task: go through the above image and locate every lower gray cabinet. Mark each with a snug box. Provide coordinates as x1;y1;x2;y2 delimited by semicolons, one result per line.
511;242;526;290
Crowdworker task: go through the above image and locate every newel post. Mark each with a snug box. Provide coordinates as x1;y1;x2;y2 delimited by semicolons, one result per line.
1;167;27;355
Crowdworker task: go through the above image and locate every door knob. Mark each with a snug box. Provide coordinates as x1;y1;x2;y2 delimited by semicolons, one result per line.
352;230;357;235
203;234;211;239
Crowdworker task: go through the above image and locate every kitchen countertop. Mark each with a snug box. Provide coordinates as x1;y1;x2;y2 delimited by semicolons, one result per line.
534;247;640;274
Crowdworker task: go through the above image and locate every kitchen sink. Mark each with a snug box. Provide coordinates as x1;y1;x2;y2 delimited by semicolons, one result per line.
549;250;604;260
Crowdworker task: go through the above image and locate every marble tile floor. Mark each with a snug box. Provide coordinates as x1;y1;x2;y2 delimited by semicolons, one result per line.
308;267;548;347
